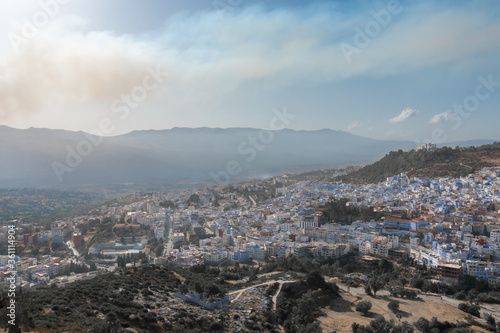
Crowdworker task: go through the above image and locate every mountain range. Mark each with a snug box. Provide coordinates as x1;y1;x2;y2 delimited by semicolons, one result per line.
0;125;494;189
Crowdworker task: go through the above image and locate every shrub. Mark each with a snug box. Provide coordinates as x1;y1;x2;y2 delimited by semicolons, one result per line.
451;328;470;333
388;300;400;313
355;300;372;315
484;312;496;326
209;322;224;331
353;316;414;333
458;302;480;317
414;317;429;332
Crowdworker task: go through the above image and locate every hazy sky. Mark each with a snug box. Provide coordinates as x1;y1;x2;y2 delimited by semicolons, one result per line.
0;0;499;142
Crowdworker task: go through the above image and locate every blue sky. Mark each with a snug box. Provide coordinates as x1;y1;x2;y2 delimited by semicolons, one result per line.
0;0;499;143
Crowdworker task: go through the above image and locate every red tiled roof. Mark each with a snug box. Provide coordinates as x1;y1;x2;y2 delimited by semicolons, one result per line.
385;218;411;223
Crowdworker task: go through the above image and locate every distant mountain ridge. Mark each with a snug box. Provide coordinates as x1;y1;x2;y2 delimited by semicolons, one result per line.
0;125;494;189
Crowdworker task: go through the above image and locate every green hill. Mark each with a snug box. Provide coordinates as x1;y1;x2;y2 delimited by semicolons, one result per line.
336;142;500;184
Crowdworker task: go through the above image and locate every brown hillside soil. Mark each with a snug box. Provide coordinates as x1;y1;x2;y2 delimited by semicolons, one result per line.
318;293;489;333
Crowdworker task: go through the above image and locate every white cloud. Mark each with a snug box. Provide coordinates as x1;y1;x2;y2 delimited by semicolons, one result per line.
1;2;500;131
347;121;361;131
389;108;418;123
429;111;457;123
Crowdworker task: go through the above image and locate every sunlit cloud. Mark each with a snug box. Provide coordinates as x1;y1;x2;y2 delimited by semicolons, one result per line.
0;1;499;138
429;111;457;123
389;108;418;123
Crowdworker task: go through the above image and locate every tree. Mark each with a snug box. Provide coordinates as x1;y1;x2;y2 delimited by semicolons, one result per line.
356;300;372;315
178;284;188;294
212;194;220;207
365;284;373;296
369;315;396;333
414;317;429;332
298;322;322;333
291;291;320;327
458;302;480;317
351;322;364;333
388;300;400;314
209;322;224;332
155;244;164;257
160;200;177;209
205;284;222;298
353;316;414;333
189;194;200;205
194;282;204;294
31;247;40;256
484;313;496;329
379;258;394;273
482;225;490;237
370;278;384;295
305;270;328;290
411;277;424;289
467;304;480;317
451;328;470;333
104;311;120;333
116;256;126;268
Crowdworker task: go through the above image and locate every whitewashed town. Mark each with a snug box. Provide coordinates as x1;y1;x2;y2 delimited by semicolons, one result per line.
2;165;500;290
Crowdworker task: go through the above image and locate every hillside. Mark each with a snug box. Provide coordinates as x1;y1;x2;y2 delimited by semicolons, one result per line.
0;264;344;332
0;264;278;332
336;142;500;184
318;287;488;333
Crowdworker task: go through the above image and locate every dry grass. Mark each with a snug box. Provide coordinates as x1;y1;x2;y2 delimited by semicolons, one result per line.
318;293;490;333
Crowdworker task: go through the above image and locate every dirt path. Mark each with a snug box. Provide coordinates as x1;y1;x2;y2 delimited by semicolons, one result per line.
271;280;297;311
228;279;297;301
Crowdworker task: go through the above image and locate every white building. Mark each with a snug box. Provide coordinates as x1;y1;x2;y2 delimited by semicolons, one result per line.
172;232;185;244
204;251;229;263
298;215;319;229
154;227;166;240
416;143;437;151
267;213;290;224
491;230;500;242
